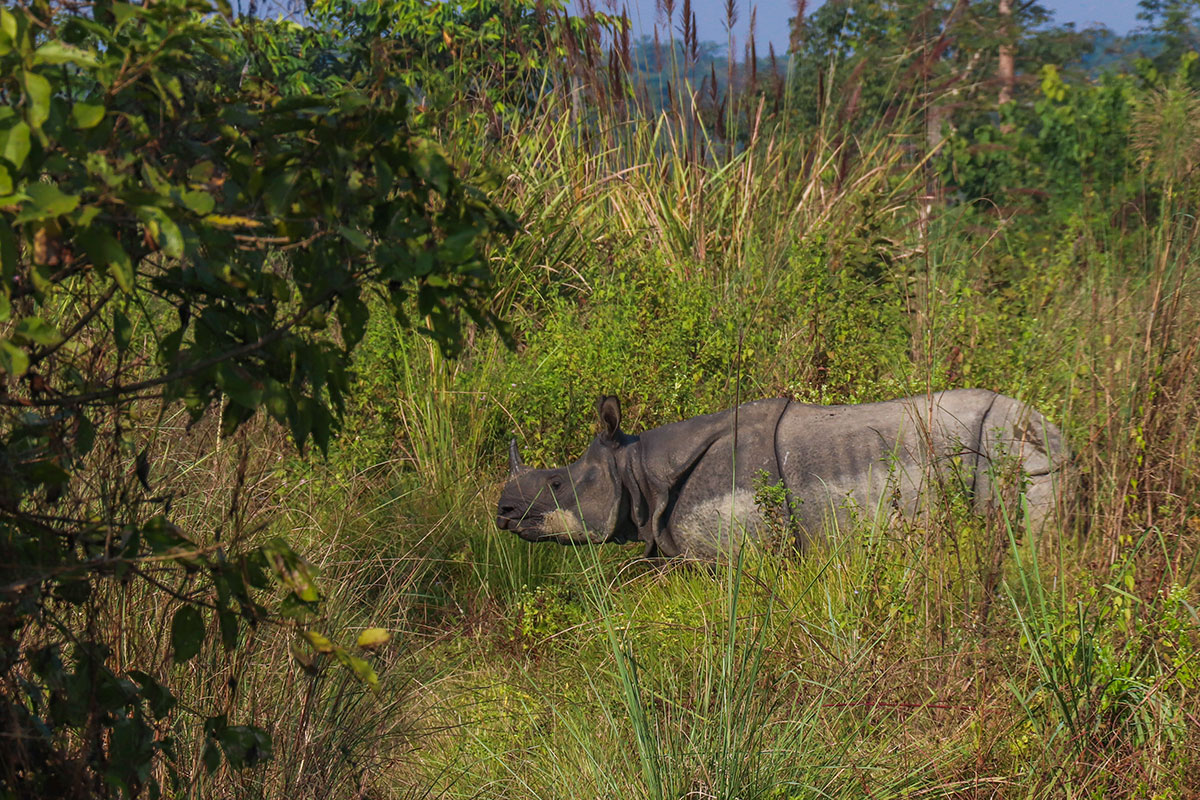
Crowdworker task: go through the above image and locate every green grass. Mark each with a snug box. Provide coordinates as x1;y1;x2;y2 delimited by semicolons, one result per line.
122;22;1200;797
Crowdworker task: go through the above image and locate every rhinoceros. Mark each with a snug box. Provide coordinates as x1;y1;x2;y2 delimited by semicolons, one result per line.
496;390;1073;559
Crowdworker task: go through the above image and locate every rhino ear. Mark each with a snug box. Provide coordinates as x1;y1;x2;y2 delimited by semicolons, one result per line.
596;395;622;441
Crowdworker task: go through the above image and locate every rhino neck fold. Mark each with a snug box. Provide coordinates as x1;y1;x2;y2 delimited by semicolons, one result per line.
621;400;792;559
619;431;721;559
968;391;1001;502
770;399;795;536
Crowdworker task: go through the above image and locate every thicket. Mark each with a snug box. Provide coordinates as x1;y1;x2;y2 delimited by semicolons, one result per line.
2;0;1199;797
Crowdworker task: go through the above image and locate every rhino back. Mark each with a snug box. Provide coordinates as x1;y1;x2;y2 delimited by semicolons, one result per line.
775;389;996;540
628;389;1068;559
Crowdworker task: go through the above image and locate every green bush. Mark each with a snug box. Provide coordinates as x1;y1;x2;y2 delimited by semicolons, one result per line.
0;0;512;794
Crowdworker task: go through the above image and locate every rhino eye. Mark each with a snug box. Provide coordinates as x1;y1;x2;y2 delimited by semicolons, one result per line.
549;478;563;491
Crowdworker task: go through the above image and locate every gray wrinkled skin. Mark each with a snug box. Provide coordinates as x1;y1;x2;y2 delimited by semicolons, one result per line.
496;390;1074;560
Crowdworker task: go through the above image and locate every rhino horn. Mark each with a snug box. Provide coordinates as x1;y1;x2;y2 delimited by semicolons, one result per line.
508;438;526;475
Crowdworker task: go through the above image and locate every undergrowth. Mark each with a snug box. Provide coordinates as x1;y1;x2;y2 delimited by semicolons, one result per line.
85;2;1200;796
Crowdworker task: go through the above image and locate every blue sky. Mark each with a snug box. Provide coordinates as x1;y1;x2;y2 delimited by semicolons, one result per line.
583;1;1144;56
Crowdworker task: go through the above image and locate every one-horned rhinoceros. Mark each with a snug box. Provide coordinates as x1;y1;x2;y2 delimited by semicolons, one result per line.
496;390;1073;559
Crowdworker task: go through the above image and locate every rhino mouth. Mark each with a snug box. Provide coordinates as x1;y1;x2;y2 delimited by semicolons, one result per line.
496;513;556;542
500;521;579;544
497;512;538;533
497;508;599;543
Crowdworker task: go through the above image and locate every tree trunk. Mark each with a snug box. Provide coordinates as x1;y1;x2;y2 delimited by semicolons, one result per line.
998;0;1015;107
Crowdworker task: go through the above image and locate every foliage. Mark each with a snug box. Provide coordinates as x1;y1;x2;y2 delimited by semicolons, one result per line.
305;0;596;155
1137;0;1200;77
0;0;512;795
940;67;1137;222
4;0;1200;796
503;240;914;464
785;0;1064;128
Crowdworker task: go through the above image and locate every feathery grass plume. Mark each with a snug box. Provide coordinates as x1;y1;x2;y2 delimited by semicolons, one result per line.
619;6;632;74
748;7;758;96
654;24;663;72
577;0;602;72
690;9;699;63
839;58;865;127
768;41;782;115
723;0;739;32
657;0;675;27
707;60;720;127
1131;83;1200;188
608;46;622;115
681;0;694;67
724;0;738;156
789;0;806;52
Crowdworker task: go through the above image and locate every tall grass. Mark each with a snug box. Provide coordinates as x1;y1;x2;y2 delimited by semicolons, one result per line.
131;3;1200;797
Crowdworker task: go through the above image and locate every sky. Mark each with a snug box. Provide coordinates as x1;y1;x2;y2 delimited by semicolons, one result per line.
579;1;1145;56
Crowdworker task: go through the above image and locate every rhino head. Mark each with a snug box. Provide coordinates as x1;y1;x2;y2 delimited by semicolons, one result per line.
496;396;638;545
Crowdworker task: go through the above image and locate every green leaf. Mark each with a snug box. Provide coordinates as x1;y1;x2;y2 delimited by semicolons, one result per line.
0;9;16;52
113;308;132;351
20;182;80;220
335;292;369;348
0;338;29;377
22;70;51;130
25;458;69;486
216;363;262;409
337;225;370;251
202;741;221;774
188;160;215;182
74;412;94;456
287;396;312;450
0;120;31;170
0;165;10;195
142;517;189;553
410;138;451;195
80;229;134;291
157;327;184;367
336;651;380;691
217;608;239;651
182;189;215;215
356;627;390;649
263;379;288;423
137;206;184;258
70;102;105;130
302;630;335;654
310;401;332;453
171;606;205;663
265;538;320;603
112;2;142;26
219;399;255;437
128;670;177;720
215;724;272;769
14;316;63;346
34;41;98;66
73;204;100;228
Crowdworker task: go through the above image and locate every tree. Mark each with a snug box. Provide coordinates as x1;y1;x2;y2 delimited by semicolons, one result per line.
1137;0;1200;76
998;0;1015;107
0;0;514;794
